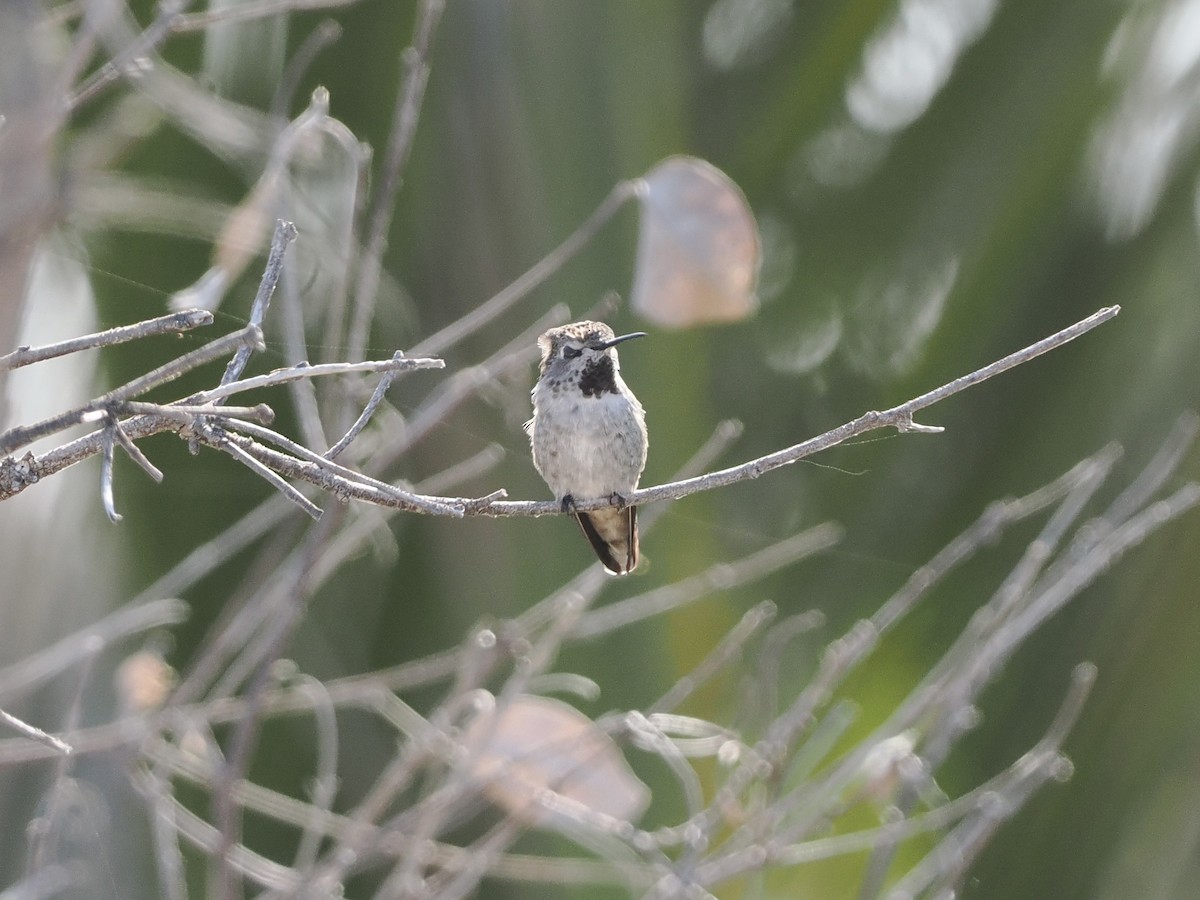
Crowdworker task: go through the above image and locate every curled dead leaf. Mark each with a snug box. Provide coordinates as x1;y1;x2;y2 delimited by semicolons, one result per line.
462;694;650;830
631;156;761;328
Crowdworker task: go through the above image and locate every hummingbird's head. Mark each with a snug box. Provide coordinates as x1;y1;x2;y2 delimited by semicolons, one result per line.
536;321;646;387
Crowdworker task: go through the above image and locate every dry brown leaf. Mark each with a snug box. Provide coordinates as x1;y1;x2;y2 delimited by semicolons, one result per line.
462;694;650;829
631;156;760;328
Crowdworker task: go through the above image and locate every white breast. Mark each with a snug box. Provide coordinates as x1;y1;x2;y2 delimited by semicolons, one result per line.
530;382;647;501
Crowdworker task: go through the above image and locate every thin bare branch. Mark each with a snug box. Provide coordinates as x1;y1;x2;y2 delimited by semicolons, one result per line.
347;0;446;362
289;677;339;878
141;756;190;900
324;351;407;460
877;664;1096;900
191;355;444;405
219;220;297;391
0;308;213;370
225;419;465;516
70;0;193;108
381;305;568;463
130;767;302;892
0;597;188;703
122;401;275;425
100;419;122;522
5;308;1116;522
414;443;506;495
170;0;363;32
648;601;781;716
0;707;72;755
573;524;841;639
111;415;166;482
0;323;260;456
408;180;639;359
216;435;323;521
454;306;1122;517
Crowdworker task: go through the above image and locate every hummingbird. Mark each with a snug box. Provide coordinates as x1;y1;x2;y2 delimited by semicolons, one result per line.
527;321;649;575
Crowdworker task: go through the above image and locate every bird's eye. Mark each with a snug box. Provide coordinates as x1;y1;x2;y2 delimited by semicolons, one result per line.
562;346;582;360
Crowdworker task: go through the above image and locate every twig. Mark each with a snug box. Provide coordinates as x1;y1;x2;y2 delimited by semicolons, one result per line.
208;531;334;900
0;353;439;503
129;499;293;610
647;662;1095;897
277;235;330;451
379;305;568;464
219;220;297;392
215;434;323;520
346;0;445;362
191;356;444;405
648;601;780;716
224;420;464;516
100;419;122;522
674;456;1102;857
122;401;275;425
271;20;344;120
141;754;190;900
408;180;639;359
169;0;363;32
69;0;193;108
289;677;339;878
0;597;188;703
130;768;302;892
0;323;260;456
0;708;72;756
414;443;506;495
142;734;645;891
878;664;1096;900
0;309;213;370
573;525;841;639
324;351;407;460
853;448;1121;896
111;416;166;482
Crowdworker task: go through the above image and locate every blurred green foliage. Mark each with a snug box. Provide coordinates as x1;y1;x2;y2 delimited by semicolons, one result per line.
8;0;1199;896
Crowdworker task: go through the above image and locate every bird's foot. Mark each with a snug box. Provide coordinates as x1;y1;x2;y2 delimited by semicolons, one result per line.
560;494;576;514
608;491;630;509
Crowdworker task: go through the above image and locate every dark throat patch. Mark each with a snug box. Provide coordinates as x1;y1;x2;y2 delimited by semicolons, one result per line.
578;355;618;397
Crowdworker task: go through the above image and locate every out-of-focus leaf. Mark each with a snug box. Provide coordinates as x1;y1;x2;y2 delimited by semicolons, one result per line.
631;156;761;328
462;694;650;829
169;172;278;312
115;650;176;712
202;0;288;107
170;90;363;313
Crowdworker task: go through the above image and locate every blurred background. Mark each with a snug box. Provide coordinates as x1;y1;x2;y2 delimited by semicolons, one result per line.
3;0;1200;897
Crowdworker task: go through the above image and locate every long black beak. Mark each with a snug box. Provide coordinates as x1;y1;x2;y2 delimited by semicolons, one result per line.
596;332;647;350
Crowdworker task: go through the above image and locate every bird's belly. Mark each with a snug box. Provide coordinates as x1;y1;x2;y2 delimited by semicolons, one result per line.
531;396;646;500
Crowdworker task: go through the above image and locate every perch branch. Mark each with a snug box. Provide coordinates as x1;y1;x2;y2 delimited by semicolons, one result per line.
193;306;1120;519
453;305;1122;516
0;307;1117;517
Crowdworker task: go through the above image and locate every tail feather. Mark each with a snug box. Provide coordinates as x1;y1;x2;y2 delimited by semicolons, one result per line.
575;506;638;575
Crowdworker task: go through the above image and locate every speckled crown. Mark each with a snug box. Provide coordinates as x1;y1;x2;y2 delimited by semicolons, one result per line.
536;321;616;373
